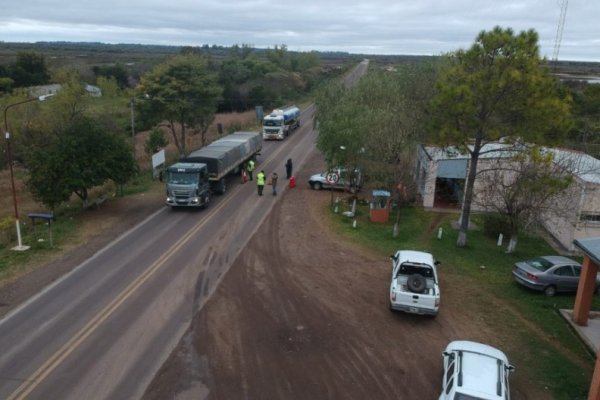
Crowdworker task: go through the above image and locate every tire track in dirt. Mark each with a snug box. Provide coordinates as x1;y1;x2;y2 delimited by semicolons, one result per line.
144;151;554;400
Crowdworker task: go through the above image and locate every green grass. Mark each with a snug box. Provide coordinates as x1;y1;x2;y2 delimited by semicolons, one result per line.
0;174;162;282
0;204;82;281
328;201;595;400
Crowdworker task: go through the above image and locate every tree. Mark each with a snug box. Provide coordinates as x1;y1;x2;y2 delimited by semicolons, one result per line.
26;118;136;208
266;44;291;69
144;127;168;156
137;54;223;156
0;77;14;93
429;26;572;247
92;63;129;88
96;76;119;98
48;67;89;130
572;84;600;156
472;146;573;253
9;51;50;87
290;51;320;72
315;63;437;235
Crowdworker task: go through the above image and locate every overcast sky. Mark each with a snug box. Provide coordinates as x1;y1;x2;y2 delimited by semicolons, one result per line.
2;1;599;62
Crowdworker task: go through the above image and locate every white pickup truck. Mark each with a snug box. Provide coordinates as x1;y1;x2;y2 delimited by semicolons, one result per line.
389;250;440;317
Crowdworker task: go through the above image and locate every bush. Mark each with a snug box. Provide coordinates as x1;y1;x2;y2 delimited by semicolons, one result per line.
144;127;168;156
0;215;15;247
481;214;511;239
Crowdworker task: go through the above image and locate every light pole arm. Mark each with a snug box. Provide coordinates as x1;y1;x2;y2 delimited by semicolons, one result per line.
4;94;55;136
4;99;34;136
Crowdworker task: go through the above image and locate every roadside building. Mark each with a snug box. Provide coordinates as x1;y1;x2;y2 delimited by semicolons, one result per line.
416;143;600;252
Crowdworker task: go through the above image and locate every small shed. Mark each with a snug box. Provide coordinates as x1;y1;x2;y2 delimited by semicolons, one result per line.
370;190;391;223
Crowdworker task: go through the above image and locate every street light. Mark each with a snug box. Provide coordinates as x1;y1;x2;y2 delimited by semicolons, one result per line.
3;93;55;251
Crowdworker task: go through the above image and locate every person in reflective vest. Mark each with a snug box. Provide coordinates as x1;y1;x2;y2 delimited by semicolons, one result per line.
256;170;265;196
246;159;255;181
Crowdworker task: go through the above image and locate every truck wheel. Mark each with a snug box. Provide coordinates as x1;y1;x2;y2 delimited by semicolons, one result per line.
407;274;426;293
217;180;226;194
201;193;210;209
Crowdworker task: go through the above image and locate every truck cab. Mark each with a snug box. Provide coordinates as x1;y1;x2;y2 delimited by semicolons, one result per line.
165;162;211;208
262;106;300;140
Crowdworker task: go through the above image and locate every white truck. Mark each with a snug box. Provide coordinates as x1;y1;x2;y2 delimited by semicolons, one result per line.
262;105;300;140
389;250;440;316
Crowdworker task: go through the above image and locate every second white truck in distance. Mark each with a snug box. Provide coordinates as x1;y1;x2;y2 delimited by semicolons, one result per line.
262;105;300;140
389;250;441;317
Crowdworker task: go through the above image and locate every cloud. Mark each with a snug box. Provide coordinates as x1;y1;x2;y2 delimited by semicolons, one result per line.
1;0;598;61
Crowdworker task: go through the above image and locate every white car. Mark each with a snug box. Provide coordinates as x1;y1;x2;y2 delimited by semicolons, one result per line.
308;167;362;193
440;340;515;400
389;250;440;316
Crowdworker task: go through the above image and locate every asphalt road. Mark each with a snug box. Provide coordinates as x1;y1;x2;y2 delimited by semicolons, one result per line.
0;105;319;400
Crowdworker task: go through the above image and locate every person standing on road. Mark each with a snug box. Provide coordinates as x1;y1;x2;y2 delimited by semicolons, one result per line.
271;172;278;196
285;158;293;179
247;159;255;181
256;170;266;196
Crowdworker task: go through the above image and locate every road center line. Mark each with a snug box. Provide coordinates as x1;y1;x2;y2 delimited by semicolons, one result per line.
7;115;309;399
7;196;232;400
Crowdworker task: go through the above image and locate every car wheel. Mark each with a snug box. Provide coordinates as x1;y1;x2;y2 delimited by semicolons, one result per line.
389;301;394;312
313;182;323;190
544;285;557;297
407;274;426;294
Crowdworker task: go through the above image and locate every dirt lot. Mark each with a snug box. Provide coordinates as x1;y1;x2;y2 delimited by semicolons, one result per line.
1;146;551;399
142;151;551;400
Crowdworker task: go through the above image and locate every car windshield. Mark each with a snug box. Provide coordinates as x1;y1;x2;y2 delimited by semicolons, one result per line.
525;257;554;271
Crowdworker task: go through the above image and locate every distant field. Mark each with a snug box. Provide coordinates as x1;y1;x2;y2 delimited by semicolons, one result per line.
1;41;598;76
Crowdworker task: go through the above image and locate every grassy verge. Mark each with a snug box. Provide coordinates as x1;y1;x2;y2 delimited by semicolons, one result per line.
0;172;160;283
328;199;595;399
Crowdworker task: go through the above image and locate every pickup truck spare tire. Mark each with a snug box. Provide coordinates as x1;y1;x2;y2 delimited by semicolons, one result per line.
407;274;426;293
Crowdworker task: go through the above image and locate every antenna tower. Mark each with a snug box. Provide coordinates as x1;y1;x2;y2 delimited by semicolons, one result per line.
552;0;568;61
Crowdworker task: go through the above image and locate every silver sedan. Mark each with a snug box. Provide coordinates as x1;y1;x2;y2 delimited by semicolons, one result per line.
512;255;599;296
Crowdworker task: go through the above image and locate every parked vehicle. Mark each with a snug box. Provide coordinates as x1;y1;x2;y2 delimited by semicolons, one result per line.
166;131;262;206
262;106;300;140
512;255;599;296
308;167;362;193
389;250;440;316
440;340;514;400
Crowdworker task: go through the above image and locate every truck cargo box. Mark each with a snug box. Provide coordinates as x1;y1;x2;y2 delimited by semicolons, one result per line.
181;131;262;181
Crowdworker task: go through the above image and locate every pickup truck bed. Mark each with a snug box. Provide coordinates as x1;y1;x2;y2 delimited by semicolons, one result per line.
389;250;440;316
